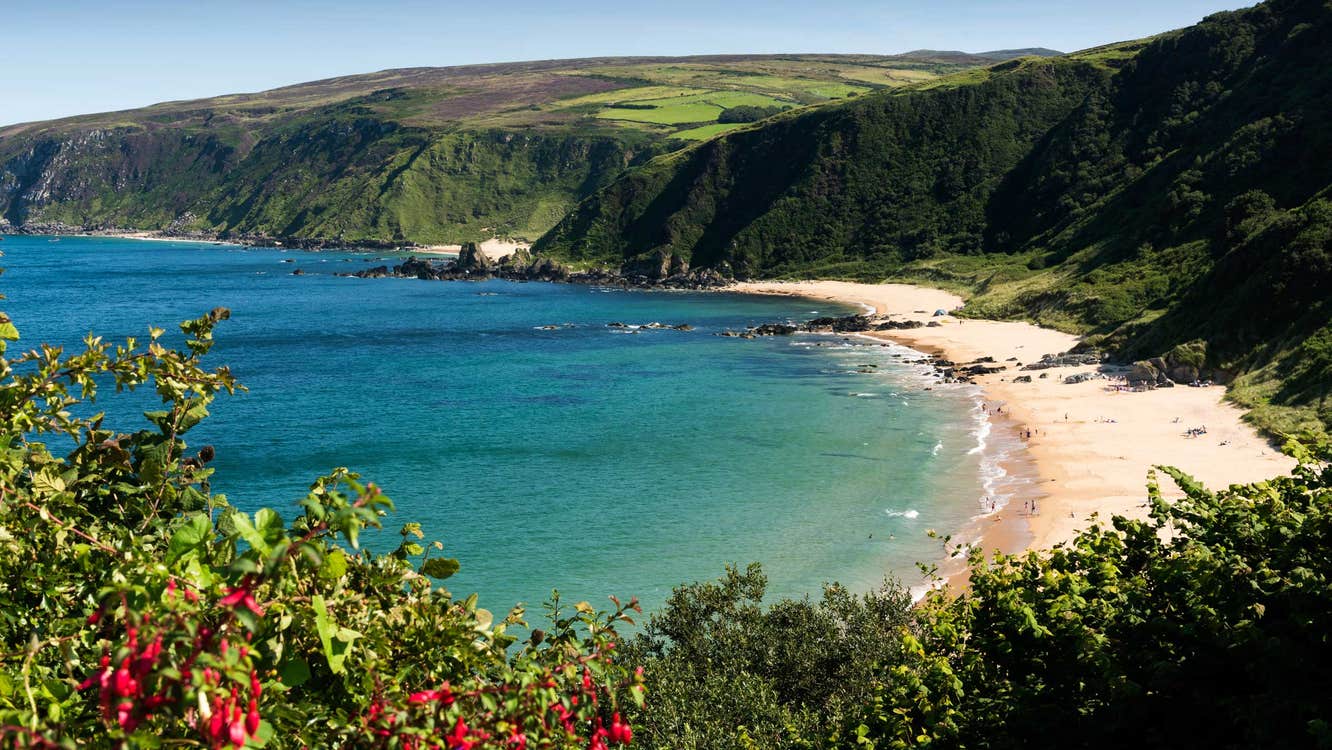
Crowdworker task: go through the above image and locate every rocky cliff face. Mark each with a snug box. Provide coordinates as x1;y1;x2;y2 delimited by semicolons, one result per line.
0;128;237;230
0;120;659;245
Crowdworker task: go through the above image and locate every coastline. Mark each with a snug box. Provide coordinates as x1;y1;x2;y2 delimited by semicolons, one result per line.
1;237;1293;566
3;228;530;260
731;280;1295;564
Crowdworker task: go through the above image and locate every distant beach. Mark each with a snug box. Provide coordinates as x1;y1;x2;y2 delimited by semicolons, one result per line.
732;280;1296;568
393;238;531;261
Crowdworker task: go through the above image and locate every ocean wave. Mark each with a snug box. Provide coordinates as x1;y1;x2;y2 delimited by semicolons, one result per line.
967;403;991;455
885;509;920;519
931;441;943;457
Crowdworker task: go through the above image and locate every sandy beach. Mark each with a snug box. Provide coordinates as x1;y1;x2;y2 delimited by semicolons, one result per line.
411;238;530;261
732;280;1295;558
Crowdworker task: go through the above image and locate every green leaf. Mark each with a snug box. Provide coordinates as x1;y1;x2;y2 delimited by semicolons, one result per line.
166;513;212;565
312;595;357;674
421;557;460;580
278;658;311;689
231;513;270;556
319;549;348;581
254;508;284;537
137;439;173;485
177;398;210;434
143;410;173;434
30;470;66;498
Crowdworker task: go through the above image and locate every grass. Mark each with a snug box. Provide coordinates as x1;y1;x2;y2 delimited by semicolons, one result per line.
671;123;746;140
595;91;794;125
549;85;709;108
803;84;867;99
597;101;725;125
834;66;939;85
1229;367;1328;439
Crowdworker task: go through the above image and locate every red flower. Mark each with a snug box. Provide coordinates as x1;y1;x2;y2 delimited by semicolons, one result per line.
446;716;473;750
228;704;247;747
246;698;261;735
609;713;633;745
219;584;265;616
408;683;455;706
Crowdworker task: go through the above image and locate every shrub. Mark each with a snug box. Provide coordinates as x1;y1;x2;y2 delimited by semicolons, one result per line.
0;303;644;748
623;564;918;749
716;106;787;124
903;442;1332;749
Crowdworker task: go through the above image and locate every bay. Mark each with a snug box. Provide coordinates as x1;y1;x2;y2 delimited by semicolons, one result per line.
0;235;990;614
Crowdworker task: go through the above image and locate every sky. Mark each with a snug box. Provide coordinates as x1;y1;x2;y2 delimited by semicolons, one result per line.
1;0;1254;126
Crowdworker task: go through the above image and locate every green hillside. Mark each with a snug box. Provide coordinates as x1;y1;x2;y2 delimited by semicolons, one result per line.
0;54;1000;245
536;0;1332;437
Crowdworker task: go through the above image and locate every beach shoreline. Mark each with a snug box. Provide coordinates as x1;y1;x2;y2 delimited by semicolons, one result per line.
5;229;529;261
731;280;1295;565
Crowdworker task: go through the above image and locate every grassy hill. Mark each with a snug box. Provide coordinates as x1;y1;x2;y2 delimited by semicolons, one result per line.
0;54;996;244
536;0;1332;436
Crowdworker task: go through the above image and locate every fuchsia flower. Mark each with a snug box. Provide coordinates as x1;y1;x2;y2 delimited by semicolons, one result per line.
445;716;474;749
407;683;455;706
608;713;633;744
219;582;265;616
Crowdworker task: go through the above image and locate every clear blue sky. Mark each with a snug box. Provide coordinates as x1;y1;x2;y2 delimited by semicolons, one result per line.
2;0;1253;126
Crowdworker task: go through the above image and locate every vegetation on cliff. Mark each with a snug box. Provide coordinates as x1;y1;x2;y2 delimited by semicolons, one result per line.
0;54;1008;246
537;0;1332;435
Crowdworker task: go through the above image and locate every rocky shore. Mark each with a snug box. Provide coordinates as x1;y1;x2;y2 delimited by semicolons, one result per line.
717;312;1109;385
343;245;731;290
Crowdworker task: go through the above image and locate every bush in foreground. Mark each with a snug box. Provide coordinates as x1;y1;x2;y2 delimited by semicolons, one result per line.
904;443;1332;749
0;304;643;748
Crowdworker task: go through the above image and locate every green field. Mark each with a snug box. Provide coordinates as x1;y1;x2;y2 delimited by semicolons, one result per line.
671;122;747;140
596;91;794;126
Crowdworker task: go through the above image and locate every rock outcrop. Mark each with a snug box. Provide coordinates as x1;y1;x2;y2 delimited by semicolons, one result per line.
343;251;728;290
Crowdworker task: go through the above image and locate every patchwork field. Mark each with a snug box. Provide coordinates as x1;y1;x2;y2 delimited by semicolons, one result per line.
2;53;1007;144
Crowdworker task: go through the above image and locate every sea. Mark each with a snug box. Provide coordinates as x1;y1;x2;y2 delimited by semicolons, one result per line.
0;235;1020;616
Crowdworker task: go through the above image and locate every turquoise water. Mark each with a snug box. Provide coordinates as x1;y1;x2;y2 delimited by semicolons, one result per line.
0;236;995;614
